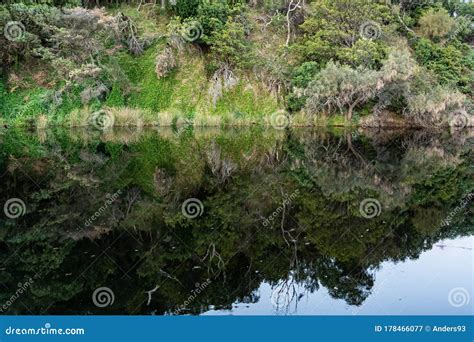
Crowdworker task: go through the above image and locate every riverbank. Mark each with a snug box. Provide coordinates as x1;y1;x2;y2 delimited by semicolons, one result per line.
1;2;472;129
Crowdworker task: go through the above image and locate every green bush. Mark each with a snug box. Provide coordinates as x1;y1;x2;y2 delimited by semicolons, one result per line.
197;0;230;41
174;0;201;19
287;62;319;112
2;1;80;6
414;38;474;95
208;19;251;68
294;0;391;67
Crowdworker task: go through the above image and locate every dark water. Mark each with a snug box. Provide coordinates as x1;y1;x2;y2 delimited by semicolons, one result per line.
0;127;472;315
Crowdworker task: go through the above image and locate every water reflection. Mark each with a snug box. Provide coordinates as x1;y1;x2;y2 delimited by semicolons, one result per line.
0;127;472;315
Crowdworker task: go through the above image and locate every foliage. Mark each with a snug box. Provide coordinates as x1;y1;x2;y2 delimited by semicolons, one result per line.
196;0;231;41
304;49;417;120
405;85;466;126
294;0;391;68
208;19;252;68
0;1;472;127
286;61;318;112
117;45;177;112
418;8;456;41
174;0;201;19
305;62;380;120
414;38;474;95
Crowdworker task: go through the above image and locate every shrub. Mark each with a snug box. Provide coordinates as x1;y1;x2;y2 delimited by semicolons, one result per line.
197;0;230;41
287;61;319;112
418;8;456;41
294;0;392;67
174;0;201;19
305;62;380;120
208;19;252;68
414;38;474;94
405;86;466;126
155;46;177;78
304;49;417;120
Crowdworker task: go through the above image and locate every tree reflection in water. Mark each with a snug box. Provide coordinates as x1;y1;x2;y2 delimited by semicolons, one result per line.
0;128;472;314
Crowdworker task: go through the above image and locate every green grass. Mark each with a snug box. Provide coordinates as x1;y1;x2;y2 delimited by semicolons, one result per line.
0;1;348;129
104;85;126;107
0;81;48;125
211;81;279;120
115;45;177;113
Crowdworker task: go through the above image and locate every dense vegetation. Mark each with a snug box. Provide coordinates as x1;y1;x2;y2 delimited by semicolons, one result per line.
0;127;472;314
0;0;473;127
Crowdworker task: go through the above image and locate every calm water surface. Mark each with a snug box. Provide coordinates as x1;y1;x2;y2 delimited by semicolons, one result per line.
0;127;472;315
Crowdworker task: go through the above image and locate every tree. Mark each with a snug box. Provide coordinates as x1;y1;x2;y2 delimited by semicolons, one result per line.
405;86;466;126
305;62;379;120
208;19;252;68
304;49;417;121
294;0;391;67
174;0;201;19
414;38;474;95
418;8;456;41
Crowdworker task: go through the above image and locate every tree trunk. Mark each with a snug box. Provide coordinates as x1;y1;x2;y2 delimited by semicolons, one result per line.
347;105;354;121
347;98;362;122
